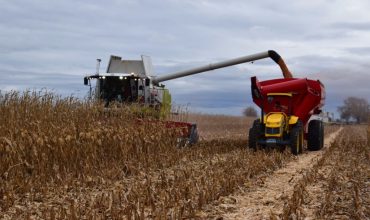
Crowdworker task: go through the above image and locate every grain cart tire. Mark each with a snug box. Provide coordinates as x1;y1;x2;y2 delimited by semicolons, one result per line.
290;120;303;155
307;119;324;151
248;119;262;150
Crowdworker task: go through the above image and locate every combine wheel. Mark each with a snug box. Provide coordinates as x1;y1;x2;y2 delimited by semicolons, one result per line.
176;124;199;148
290;120;303;155
176;138;188;148
248;119;262;150
307;119;324;151
188;124;199;145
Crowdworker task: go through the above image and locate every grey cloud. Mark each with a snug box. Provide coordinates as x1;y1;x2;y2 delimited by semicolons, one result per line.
0;69;89;97
330;21;370;31
343;47;370;56
302;30;351;41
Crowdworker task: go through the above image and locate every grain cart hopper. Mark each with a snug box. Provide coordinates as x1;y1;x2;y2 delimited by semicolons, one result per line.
249;62;325;155
83;50;325;151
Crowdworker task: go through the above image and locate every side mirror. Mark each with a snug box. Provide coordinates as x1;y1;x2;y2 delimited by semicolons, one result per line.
84;77;89;85
145;78;150;86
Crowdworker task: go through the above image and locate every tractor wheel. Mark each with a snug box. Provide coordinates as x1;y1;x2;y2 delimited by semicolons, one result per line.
248;127;257;150
248;119;260;150
307;119;324;151
290;120;303;155
248;119;262;150
299;126;304;154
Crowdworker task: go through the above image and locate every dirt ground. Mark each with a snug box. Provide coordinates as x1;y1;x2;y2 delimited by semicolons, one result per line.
199;128;344;219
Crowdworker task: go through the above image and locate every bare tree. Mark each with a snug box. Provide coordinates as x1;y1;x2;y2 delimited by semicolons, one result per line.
243;106;257;117
337;97;369;123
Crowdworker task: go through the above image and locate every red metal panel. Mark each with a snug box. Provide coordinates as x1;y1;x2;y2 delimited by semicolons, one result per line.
136;119;193;137
251;76;325;126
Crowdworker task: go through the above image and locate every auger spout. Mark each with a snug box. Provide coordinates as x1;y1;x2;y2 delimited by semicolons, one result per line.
152;50;292;84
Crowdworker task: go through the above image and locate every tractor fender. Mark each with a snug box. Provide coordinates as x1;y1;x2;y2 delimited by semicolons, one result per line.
289;116;299;125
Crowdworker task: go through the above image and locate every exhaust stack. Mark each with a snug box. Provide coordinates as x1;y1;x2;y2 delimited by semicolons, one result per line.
96;59;101;75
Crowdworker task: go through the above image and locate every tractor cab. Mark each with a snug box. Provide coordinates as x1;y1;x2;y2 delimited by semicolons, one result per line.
266;93;293;115
263;93;297;138
250;91;302;153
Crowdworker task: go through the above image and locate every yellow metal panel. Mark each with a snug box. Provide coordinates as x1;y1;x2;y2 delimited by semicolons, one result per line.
160;89;172;119
265;133;281;137
267;92;292;97
266;113;284;128
265;112;286;137
289;116;299;125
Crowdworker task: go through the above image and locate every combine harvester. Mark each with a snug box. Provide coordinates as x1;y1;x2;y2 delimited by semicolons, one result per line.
84;50;325;153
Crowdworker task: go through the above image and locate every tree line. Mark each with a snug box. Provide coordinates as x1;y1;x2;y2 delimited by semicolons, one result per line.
338;97;369;124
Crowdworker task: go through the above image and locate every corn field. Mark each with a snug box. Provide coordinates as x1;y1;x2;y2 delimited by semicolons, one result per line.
0;91;368;219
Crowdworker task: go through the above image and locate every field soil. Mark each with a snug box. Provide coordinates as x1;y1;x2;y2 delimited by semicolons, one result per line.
201;128;343;219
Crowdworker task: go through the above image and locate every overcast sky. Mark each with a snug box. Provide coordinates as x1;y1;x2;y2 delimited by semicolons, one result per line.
1;0;370;116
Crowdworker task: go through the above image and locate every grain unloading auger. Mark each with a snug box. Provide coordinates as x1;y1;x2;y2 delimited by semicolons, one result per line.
84;50;325;152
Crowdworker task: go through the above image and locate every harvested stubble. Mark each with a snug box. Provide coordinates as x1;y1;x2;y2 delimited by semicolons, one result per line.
0;91;294;219
278;125;369;219
323;123;340;137
185;113;255;140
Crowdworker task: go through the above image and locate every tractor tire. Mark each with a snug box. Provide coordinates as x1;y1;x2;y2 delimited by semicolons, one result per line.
248;127;257;150
248;119;262;150
290;120;303;155
307;119;324;151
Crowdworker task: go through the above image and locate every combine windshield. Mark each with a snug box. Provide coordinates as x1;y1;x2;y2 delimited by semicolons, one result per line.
98;76;138;104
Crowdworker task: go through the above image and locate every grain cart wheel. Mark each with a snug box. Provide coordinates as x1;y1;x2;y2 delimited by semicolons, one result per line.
307;120;324;151
290;120;303;155
248;119;262;150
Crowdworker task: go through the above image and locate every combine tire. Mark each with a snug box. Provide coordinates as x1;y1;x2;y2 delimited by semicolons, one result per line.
290;120;303;155
176;124;199;148
248;119;262;150
188;124;199;145
307;119;324;151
